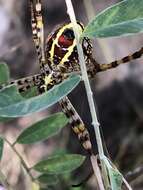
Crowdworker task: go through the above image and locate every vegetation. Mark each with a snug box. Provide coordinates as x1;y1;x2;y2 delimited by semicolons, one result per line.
0;0;143;189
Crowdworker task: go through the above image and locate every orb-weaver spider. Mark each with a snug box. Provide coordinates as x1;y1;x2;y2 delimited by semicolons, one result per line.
1;0;143;156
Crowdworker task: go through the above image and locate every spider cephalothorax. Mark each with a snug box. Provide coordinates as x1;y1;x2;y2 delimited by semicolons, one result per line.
45;22;93;73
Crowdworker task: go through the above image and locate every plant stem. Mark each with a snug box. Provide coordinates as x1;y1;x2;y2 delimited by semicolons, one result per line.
65;0;104;161
90;155;105;190
123;177;132;190
65;0;109;189
4;138;34;181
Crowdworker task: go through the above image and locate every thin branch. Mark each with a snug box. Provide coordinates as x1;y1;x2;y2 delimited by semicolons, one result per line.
4;138;34;181
122;177;133;190
90;155;105;190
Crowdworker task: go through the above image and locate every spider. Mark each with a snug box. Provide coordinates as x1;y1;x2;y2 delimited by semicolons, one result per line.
1;0;143;156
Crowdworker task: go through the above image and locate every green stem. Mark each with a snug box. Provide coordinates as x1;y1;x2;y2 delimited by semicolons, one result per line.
4;138;34;181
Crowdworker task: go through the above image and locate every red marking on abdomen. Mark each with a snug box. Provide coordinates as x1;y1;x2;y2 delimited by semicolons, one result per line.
58;35;73;48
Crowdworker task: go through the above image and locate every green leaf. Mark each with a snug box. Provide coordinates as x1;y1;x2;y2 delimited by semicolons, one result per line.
0;137;4;161
37;174;59;185
0;85;24;122
0;63;10;84
0;64;14;122
16;112;68;144
109;168;123;190
21;87;38;99
52;148;67;157
33;154;85;174
71;187;81;190
0;75;80;117
0;85;24;107
103;156;123;190
82;0;143;38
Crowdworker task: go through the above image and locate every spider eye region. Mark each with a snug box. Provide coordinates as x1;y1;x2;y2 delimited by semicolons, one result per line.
63;29;75;40
58;29;75;48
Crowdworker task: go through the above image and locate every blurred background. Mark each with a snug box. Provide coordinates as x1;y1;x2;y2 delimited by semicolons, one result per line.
0;0;143;189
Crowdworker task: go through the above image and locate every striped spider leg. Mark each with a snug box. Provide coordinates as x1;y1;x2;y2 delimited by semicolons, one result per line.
30;0;93;153
0;74;41;93
29;0;49;72
87;47;143;77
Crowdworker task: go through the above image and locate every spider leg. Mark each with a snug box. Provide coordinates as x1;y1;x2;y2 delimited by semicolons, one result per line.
88;47;143;76
13;74;42;92
60;97;93;154
0;74;41;93
29;0;42;64
29;0;51;73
